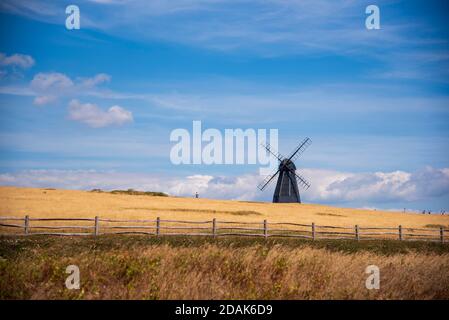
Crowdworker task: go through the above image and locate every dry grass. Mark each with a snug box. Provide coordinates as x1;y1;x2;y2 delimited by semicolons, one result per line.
1;236;448;300
1;186;448;229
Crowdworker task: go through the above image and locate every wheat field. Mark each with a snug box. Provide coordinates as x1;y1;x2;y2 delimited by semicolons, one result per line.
0;186;448;229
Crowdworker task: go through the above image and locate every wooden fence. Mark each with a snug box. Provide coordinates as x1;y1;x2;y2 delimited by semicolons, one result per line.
0;216;447;243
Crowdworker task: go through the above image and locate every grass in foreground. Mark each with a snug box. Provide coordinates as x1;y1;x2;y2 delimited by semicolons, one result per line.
1;235;448;300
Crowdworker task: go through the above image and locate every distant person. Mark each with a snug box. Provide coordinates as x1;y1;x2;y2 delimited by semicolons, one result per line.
428;210;431;215
422;210;426;214
195;192;199;199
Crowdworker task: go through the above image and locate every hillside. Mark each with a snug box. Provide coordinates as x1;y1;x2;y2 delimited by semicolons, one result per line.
0;186;447;229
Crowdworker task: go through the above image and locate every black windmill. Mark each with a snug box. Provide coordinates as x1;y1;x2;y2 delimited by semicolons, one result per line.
258;138;312;203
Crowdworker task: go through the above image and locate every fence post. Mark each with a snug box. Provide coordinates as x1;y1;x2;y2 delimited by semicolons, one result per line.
312;222;315;240
263;219;268;239
24;215;29;235
440;227;444;244
399;225;403;241
355;225;359;241
94;216;99;236
212;218;216;238
156;217;160;236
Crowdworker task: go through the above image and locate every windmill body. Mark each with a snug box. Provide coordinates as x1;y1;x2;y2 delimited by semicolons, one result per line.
258;138;311;204
273;159;301;203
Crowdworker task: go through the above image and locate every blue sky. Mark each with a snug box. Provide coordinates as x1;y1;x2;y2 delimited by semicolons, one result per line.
0;0;448;212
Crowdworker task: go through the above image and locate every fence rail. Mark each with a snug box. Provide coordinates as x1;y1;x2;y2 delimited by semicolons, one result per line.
0;215;448;243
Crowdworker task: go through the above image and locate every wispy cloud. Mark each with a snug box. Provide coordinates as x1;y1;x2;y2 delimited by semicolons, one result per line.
0;0;58;17
0;1;437;54
123;85;449;124
2;1;448;81
4;73;449;124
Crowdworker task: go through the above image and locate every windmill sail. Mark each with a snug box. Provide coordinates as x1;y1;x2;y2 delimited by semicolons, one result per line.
294;171;311;189
257;167;280;191
288;137;312;163
261;142;285;162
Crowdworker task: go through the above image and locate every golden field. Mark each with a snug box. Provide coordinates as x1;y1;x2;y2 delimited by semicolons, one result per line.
0;186;448;229
1;236;449;299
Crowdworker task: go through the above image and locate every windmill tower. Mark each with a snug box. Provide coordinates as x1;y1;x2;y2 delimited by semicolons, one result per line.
258;138;311;203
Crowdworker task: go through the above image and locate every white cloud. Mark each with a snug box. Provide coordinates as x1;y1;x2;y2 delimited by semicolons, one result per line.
167;174;260;201
30;72;74;105
303;167;449;203
68;99;133;128
31;72;74;91
0;167;447;210
33;95;56;105
0;52;35;69
0;170;260;200
29;72;111;105
79;73;111;88
0;52;35;79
